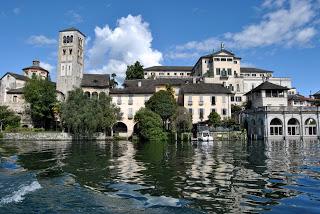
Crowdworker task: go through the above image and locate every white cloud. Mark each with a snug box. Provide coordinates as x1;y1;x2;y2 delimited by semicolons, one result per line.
168;0;319;59
13;8;20;15
86;14;163;79
66;10;83;25
40;62;55;72
27;35;56;46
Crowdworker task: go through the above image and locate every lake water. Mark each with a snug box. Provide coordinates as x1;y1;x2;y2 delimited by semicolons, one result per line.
0;140;320;213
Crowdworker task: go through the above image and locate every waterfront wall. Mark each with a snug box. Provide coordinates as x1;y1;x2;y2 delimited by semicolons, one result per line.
3;132;109;141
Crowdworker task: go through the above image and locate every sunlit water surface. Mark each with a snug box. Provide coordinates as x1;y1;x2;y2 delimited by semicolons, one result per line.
0;140;320;213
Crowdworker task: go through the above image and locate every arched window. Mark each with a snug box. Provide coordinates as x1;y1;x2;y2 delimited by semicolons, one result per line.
70;35;73;43
270;118;283;136
92;92;98;99
305;118;317;135
84;91;90;98
63;36;67;43
69;49;72;55
63;49;66;55
66;36;70;43
288;118;300;135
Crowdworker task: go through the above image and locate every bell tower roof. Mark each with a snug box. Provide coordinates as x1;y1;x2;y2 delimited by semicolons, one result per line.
59;27;86;37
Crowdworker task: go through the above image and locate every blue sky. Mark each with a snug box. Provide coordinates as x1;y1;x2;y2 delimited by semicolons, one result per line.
1;0;319;95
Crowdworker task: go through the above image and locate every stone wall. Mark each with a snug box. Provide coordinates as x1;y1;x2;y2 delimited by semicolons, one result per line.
3;132;109;141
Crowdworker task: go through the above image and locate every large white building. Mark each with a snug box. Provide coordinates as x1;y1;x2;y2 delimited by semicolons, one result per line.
242;81;319;140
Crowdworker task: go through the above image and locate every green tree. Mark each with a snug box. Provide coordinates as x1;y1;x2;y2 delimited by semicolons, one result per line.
110;73;118;88
0;106;20;131
61;89;120;137
231;104;242;113
208;111;221;127
23;75;57;129
125;61;144;80
134;108;167;142
96;92;121;134
145;90;177;126
172;107;192;133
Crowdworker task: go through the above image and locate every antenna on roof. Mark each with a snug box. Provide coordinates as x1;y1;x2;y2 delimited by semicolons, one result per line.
212;48;215;53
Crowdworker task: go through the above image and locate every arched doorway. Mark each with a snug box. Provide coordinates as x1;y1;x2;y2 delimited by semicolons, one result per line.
270;118;283;136
304;118;317;136
113;122;128;135
287;118;300;136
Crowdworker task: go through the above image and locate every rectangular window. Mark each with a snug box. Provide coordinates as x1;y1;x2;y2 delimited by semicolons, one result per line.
188;96;192;106
211;96;216;105
211;108;216;113
237;84;240;92
188;108;193;115
214;58;220;61
236;96;242;102
221;58;226;61
227;68;232;75
266;90;272;97
231;96;235;102
252;74;256;76
13;96;17;102
128;108;133;119
216;68;221;75
180;73;184;76
199;108;204;120
199;96;204;106
117;96;122;105
227;58;232;61
159;72;164;76
128;95;133;105
222;108;227;115
234;61;238;64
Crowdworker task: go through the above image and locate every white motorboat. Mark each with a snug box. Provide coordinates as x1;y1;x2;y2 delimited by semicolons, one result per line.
197;131;213;142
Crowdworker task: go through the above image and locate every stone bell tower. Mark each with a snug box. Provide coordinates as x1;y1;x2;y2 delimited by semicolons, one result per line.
57;27;85;96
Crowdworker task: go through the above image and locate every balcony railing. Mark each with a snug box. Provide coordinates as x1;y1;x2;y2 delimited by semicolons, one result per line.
188;101;193;106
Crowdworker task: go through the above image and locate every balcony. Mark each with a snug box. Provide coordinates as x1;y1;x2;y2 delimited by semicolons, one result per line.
128;114;133;120
117;100;122;105
199;100;204;106
188;101;193;106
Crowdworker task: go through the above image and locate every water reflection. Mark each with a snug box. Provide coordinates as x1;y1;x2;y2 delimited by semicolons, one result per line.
0;139;319;213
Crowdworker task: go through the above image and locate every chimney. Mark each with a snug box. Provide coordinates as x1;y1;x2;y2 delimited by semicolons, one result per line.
33;60;40;67
137;81;142;87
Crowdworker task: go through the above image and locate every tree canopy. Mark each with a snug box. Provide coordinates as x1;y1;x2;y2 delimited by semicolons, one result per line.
61;89;121;137
145;90;177;123
125;61;144;80
23;75;57;129
172;107;192;133
0;106;20;131
208;111;221;127
134;108;167;142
